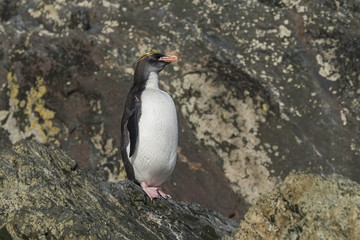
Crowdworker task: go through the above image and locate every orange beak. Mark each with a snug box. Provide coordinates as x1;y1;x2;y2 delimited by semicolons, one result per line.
159;54;178;62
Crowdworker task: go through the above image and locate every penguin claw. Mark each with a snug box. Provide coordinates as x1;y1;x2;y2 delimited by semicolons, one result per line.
157;187;171;199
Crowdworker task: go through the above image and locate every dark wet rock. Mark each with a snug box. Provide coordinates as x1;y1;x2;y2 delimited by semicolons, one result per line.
0;140;237;239
227;172;360;240
0;0;359;221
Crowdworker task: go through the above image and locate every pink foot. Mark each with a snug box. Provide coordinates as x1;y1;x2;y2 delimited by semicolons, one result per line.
140;182;159;199
140;182;171;200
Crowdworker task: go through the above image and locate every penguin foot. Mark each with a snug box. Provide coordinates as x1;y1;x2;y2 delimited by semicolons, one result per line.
140;182;171;200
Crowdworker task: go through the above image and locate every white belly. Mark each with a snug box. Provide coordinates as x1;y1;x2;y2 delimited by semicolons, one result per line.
130;88;178;186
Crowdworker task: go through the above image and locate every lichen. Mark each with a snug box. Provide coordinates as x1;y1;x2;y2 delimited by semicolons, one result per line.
316;50;340;82
102;20;119;34
90;122;123;182
0;72;60;145
171;72;277;204
231;173;360;239
25;76;60;143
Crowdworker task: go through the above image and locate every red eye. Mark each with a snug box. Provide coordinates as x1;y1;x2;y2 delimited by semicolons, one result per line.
153;57;157;61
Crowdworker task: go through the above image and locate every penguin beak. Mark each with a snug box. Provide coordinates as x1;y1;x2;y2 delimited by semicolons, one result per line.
159;54;178;62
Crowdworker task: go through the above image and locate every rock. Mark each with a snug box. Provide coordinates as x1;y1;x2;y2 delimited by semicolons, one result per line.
0;140;237;239
0;0;359;220
227;172;360;240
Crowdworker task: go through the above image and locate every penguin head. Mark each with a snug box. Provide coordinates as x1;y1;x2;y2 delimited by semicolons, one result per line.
134;52;178;85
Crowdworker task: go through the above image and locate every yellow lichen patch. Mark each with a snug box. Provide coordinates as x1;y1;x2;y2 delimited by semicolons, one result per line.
36;107;55;120
118;168;127;181
25;76;60;144
1;72;60;145
262;103;269;111
7;71;19;106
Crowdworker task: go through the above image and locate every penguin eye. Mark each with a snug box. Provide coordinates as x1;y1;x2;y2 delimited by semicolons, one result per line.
152;57;158;61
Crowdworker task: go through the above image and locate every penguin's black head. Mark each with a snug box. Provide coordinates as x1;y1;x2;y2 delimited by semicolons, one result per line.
134;51;178;85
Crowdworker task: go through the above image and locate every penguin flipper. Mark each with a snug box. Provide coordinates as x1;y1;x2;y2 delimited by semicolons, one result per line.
120;97;140;182
127;109;139;158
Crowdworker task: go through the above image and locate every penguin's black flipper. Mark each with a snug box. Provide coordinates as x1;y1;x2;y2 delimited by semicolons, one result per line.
120;94;141;182
127;107;139;158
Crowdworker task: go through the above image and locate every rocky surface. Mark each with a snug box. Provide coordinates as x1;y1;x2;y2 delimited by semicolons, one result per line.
0;140;237;239
0;0;359;220
227;172;360;240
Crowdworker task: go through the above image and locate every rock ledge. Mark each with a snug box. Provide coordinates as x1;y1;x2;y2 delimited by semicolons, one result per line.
0;140;236;239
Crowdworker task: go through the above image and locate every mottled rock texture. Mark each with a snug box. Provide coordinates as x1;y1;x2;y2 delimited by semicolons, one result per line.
227;172;360;240
0;0;359;220
0;140;237;239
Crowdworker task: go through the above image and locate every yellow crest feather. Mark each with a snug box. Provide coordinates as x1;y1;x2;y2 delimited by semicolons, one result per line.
137;51;159;62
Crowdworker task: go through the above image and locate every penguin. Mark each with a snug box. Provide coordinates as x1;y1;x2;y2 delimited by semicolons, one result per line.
120;51;178;199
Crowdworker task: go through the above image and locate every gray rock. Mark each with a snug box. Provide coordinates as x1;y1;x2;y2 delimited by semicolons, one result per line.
0;140;237;239
227;172;360;240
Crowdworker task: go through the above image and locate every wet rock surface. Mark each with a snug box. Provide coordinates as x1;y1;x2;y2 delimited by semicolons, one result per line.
0;0;359;220
0;140;237;239
227;172;360;240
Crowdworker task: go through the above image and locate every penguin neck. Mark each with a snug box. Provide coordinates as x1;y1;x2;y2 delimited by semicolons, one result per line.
145;72;159;89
